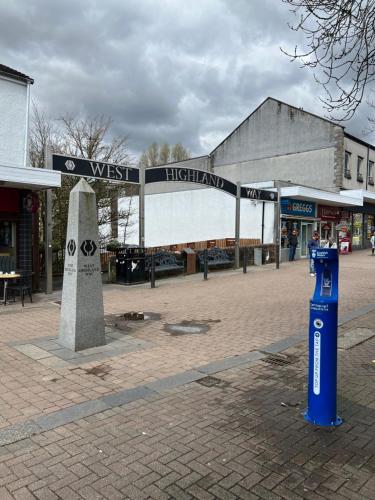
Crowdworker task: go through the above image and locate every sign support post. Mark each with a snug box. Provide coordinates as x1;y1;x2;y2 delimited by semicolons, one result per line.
235;182;241;268
139;164;145;248
275;185;281;270
44;145;53;294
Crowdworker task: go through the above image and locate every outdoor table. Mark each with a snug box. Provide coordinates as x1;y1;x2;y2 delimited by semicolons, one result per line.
0;273;21;305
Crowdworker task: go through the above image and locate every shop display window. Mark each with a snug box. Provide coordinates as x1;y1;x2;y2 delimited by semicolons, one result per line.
280;220;301;248
367;215;375;239
352;213;363;247
0;221;13;248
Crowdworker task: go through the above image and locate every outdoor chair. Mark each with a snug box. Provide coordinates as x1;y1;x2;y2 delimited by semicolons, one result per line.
0;256;16;303
8;273;33;307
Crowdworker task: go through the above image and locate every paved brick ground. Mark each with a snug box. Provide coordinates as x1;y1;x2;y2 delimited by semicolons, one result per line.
0;250;375;498
0;250;375;430
0;310;373;499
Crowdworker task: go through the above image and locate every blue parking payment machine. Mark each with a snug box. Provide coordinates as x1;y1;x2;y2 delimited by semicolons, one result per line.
304;248;342;426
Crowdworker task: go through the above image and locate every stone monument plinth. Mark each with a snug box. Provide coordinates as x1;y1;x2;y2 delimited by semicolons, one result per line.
59;178;105;351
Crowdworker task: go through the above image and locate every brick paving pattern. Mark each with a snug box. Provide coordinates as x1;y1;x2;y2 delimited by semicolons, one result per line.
0;320;373;499
0;251;374;429
0;250;374;498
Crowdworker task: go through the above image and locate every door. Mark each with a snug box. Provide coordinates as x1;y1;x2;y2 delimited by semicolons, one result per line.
301;222;313;258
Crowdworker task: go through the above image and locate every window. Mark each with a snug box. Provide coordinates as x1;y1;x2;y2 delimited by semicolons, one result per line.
344;151;351;178
0;221;14;249
357;156;364;182
368;160;374;185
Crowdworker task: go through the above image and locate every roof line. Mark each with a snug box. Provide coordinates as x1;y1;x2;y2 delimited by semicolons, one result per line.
209;97;344;156
0;64;34;84
344;131;375;151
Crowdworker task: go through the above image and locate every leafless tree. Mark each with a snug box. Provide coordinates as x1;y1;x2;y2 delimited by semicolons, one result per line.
282;1;375;120
139;142;190;167
30;104;135;249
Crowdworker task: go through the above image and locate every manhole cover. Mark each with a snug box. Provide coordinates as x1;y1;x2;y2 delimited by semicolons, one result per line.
196;376;225;387
261;354;292;366
164;322;210;336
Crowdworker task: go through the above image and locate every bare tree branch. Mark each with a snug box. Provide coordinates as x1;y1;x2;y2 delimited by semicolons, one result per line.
30;106;134;248
282;0;375;120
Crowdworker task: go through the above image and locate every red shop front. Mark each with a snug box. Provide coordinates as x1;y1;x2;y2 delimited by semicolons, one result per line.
0;187;41;288
317;205;351;252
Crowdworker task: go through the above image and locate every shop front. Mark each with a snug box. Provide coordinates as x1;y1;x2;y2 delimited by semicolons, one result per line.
0;165;61;290
347;203;375;250
280;197;318;261
0;188;18;260
317;205;352;252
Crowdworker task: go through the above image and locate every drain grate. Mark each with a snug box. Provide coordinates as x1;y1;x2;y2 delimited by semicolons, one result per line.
196;376;224;387
261;354;292;366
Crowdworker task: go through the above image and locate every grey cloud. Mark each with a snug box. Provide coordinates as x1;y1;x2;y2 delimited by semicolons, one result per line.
0;0;373;159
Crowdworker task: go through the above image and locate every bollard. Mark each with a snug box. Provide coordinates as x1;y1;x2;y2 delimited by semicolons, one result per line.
243;247;247;274
203;249;208;280
150;253;156;289
304;248;342;427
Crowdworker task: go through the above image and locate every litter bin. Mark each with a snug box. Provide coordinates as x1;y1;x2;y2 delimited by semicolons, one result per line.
182;248;196;274
115;247;147;284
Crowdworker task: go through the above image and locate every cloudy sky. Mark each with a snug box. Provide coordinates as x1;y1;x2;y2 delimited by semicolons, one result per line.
0;0;372;159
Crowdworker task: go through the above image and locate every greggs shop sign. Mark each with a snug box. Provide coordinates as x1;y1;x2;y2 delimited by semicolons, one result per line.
281;198;316;217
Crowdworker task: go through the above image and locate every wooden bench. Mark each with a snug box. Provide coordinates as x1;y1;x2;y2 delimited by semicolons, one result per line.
199;247;233;271
146;251;184;276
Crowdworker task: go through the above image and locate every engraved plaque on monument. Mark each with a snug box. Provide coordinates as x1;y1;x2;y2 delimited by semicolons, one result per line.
59;178;105;351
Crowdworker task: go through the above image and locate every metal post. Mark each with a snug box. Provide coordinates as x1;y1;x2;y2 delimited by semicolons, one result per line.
139;164;145;248
203;249;208;280
261;201;265;244
44;145;53;294
274;185;281;270
235;182;241;268
150;252;156;288
243;247;247;273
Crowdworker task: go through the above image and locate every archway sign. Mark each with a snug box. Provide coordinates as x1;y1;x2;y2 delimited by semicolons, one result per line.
51;154;278;202
52;154;279;270
51;153;279;269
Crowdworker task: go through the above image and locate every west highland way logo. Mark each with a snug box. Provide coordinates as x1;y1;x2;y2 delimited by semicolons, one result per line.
65;159;76;171
80;240;97;257
67;239;76;256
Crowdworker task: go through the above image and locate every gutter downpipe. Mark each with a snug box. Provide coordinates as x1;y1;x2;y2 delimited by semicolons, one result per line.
24;81;31;167
363;146;370;249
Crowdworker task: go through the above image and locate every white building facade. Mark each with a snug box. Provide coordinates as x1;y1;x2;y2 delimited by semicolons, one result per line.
0;64;60;287
119;97;374;254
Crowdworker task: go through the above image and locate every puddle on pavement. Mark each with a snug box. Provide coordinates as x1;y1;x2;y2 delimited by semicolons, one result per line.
164;321;210;336
82;364;112;379
196;376;230;388
143;312;162;321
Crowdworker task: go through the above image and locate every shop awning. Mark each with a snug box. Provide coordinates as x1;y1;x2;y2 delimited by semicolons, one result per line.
281;186;362;207
0;164;61;190
340;189;375;204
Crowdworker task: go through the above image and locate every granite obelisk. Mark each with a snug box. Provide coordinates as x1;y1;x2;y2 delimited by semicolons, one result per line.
59;178;105;351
